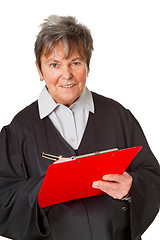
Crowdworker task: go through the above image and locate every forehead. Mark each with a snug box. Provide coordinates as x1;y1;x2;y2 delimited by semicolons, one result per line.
42;40;86;61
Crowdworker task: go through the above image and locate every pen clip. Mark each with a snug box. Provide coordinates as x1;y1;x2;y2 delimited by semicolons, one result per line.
41;152;62;162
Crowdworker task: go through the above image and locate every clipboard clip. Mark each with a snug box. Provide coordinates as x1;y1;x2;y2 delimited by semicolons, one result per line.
41;148;118;162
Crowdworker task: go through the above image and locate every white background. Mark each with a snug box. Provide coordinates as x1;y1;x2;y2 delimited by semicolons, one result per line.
0;0;159;239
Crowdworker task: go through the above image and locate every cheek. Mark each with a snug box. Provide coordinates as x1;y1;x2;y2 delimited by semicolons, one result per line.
75;69;87;83
44;72;59;86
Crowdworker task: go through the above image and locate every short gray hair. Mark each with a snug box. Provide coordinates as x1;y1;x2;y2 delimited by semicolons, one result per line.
34;15;94;71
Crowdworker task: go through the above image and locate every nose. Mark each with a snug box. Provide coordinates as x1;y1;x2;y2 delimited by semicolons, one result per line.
61;65;73;80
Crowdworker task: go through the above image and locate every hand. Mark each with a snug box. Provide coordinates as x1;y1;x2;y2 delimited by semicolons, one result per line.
92;172;132;200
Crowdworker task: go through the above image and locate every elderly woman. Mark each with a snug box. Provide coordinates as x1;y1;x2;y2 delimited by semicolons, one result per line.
0;15;159;240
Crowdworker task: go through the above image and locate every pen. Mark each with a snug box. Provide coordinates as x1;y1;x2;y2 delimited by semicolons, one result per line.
41;152;63;162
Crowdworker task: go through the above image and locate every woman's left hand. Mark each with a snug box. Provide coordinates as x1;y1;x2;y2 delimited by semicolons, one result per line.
92;171;132;200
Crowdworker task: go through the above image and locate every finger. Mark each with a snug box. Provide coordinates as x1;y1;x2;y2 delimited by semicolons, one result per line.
92;181;120;199
102;174;122;182
92;180;128;199
56;157;72;163
92;180;118;192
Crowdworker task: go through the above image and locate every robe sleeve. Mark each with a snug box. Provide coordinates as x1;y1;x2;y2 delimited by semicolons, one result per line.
113;109;160;240
128;111;160;239
0;125;50;240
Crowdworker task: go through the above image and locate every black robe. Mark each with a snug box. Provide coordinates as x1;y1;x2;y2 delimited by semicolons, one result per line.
0;92;160;240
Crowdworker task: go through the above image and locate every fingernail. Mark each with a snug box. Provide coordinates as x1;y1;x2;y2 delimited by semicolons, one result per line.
102;175;108;180
92;181;99;188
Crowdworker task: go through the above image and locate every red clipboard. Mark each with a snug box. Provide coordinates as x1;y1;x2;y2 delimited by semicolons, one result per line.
38;146;142;208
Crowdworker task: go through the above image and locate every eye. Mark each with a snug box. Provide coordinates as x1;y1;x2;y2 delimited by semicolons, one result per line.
72;62;81;67
50;63;59;68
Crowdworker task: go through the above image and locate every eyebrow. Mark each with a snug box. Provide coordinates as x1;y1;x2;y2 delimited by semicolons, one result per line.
47;58;60;63
47;57;84;64
71;57;84;62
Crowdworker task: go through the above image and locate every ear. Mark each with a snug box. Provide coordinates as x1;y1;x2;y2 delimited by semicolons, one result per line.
35;60;44;81
85;64;89;78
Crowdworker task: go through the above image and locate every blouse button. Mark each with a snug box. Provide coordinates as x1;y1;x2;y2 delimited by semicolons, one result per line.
66;112;70;118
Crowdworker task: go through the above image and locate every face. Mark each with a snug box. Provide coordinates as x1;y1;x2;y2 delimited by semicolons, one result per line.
36;41;88;107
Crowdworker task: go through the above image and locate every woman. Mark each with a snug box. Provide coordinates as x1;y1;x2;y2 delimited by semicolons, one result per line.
0;15;159;240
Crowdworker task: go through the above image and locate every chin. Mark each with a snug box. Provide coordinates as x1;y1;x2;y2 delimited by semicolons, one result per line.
62;93;80;106
62;97;78;107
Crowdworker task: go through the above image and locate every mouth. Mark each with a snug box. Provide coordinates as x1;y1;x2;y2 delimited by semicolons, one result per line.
60;84;76;88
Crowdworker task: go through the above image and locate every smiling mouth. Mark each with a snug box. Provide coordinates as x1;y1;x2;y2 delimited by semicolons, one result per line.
61;84;76;88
